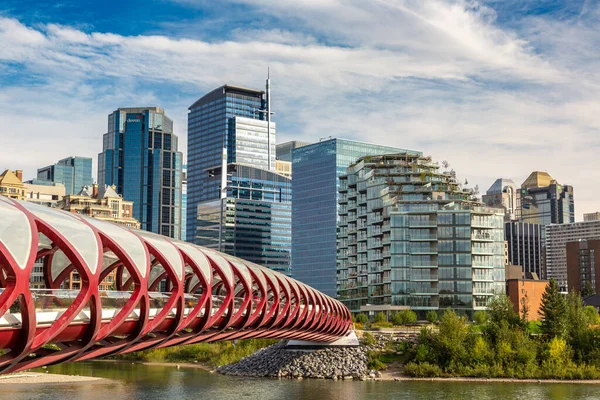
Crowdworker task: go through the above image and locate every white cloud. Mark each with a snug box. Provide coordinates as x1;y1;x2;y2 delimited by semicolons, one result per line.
0;0;599;218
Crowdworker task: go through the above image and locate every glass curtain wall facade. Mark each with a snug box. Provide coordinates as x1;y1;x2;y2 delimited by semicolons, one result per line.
181;164;187;241
98;107;182;239
505;221;542;278
292;139;421;297
337;154;505;317
520;171;575;227
37;156;93;195
195;164;291;274
187;85;274;243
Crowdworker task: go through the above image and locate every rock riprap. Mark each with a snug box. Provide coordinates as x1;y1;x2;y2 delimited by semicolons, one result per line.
217;342;369;380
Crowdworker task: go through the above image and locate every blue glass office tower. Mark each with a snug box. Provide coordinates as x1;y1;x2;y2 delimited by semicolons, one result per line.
37;156;93;195
187;84;275;243
98;107;182;239
181;164;187;241
292;139;421;297
196;164;291;274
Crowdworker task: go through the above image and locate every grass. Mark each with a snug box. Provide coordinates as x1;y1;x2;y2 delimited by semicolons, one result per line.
110;339;277;367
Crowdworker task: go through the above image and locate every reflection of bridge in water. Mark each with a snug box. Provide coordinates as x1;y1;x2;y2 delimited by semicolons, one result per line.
0;198;352;374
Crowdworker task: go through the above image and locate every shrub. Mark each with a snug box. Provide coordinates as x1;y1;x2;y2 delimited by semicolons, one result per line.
371;322;393;329
374;312;387;323
426;310;438;324
367;350;387;370
354;313;369;325
392;310;417;326
361;331;376;346
404;362;443;377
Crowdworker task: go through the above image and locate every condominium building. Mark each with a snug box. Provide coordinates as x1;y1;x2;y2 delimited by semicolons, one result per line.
292;139;421;297
37;156;93;195
505;221;543;278
546;221;600;290
337;153;505;317
566;239;600;294
98;107;182;238
482;178;520;221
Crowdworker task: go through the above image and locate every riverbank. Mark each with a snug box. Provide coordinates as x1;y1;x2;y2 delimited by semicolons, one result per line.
0;372;107;385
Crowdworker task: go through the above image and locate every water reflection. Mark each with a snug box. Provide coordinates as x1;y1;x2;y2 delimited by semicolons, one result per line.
0;362;596;400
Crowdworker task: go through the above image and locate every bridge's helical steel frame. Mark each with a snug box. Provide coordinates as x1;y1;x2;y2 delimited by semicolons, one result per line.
0;198;352;374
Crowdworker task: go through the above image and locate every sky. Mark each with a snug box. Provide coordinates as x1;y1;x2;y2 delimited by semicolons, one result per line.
0;0;599;219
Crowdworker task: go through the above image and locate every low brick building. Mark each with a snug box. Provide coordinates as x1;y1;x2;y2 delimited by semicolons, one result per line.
507;279;549;321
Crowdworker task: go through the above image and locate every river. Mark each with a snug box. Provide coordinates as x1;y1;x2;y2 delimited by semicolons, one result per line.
3;362;599;400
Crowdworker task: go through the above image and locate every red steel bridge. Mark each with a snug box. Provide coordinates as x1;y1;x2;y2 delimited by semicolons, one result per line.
0;198;352;374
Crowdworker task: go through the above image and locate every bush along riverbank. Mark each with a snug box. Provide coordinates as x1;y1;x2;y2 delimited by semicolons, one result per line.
405;279;600;380
109;339;277;368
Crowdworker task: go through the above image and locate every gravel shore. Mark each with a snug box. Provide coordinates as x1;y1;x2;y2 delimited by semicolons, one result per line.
0;372;106;385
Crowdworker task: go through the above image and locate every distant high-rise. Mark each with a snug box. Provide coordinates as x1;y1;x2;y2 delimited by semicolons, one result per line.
181;164;187;241
276;141;310;162
505;221;543;278
482;178;520;221
292;138;421;297
37;156;93;195
546;220;600;290
98;107;182;239
520;171;574;226
584;212;600;222
187;84;275;243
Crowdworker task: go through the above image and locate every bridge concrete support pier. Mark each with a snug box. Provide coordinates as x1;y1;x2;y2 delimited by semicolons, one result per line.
285;330;359;349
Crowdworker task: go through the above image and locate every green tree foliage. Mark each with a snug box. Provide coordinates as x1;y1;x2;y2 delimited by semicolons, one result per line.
354;313;368;325
374;312;387;323
582;281;596;298
473;310;488;325
584;306;600;325
426;310;438;324
540;279;568;338
487;294;521;327
391;310;417;326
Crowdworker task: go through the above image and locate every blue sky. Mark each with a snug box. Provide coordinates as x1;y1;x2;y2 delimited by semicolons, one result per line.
0;0;599;218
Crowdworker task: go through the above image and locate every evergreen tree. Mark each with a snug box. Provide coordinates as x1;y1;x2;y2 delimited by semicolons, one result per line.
582;281;595;298
539;278;568;338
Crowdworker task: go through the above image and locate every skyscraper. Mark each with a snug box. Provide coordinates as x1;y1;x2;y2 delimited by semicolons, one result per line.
187;84;275;243
337;153;505;317
292;138;421;297
505;221;543;278
520;171;574;226
181;164;187;241
196;164;292;274
482;178;520;221
98;107;182;239
37;156;93;195
276;141;311;162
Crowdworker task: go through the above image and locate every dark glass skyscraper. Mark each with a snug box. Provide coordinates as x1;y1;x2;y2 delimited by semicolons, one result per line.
98;107;182;239
37;156;93;195
186;84;274;243
292;138;421;297
196;164;291;274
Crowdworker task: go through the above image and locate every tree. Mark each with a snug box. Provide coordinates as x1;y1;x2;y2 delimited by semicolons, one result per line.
473;310;488;325
374;312;387;323
487;294;521;327
582;281;596;298
520;293;530;323
539;279;568;338
426;310;438;324
354;313;368;325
